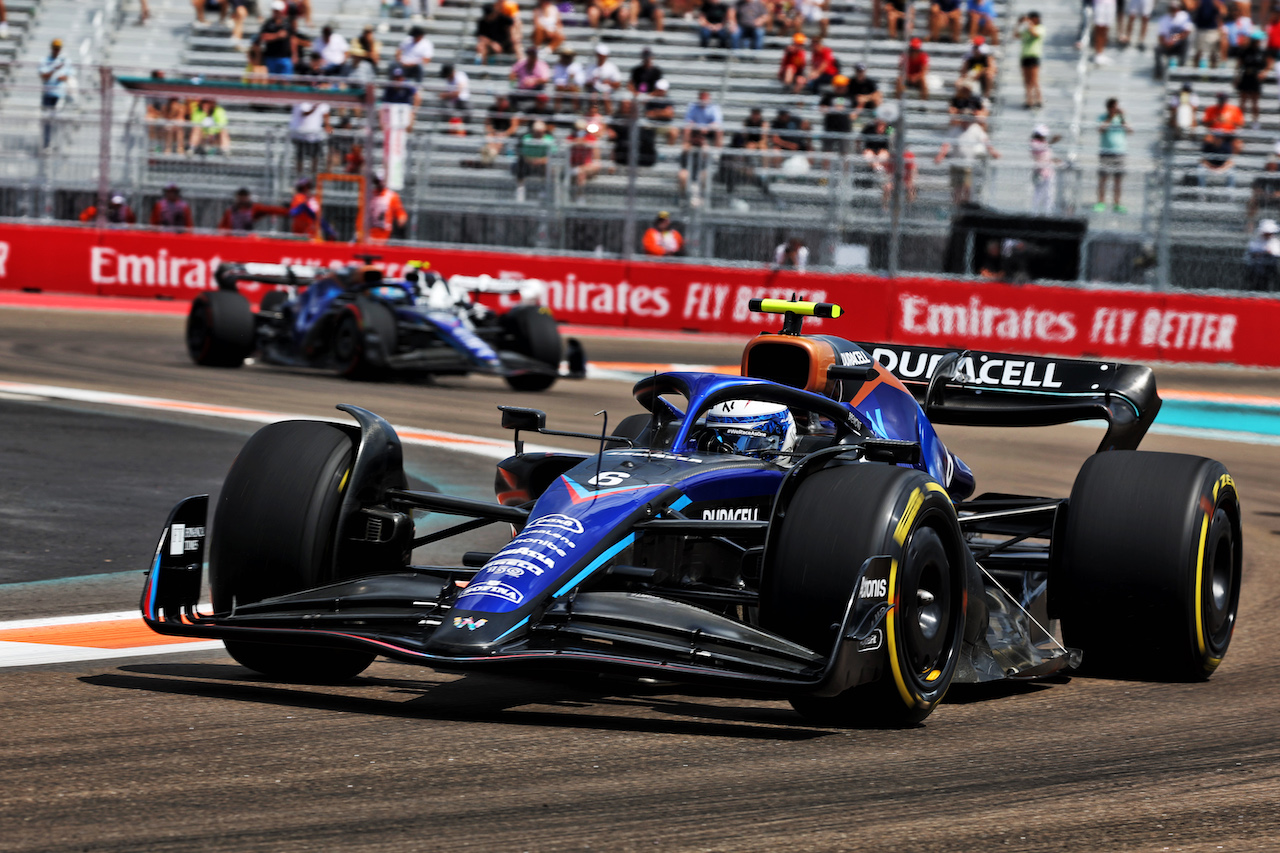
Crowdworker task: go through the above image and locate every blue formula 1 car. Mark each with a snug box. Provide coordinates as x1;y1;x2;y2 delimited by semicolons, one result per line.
185;260;582;391
144;300;1243;726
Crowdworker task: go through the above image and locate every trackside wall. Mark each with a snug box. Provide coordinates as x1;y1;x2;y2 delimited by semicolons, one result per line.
0;222;1276;368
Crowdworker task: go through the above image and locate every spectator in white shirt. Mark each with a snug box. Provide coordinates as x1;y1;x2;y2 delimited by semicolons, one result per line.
395;25;433;82
289;101;332;176
438;63;471;116
314;24;349;75
587;44;622;111
1155;0;1192;78
774;237;809;271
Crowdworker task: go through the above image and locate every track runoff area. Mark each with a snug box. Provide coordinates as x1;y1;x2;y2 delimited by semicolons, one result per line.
0;293;1278;668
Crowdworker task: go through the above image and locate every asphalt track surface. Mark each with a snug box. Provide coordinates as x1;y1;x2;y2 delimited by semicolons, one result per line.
1;307;1279;852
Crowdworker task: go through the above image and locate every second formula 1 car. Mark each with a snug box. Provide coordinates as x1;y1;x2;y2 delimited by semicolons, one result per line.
145;299;1242;727
185;260;583;391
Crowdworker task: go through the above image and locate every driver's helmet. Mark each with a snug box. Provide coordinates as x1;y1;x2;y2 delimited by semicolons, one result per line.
702;400;798;462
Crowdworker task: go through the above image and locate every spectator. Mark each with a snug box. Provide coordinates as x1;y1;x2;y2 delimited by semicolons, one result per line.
510;47;552;108
1203;89;1244;133
514;120;556;202
367;172;408;242
218;188;288;232
1095;98;1130;213
587;44;623;111
805;35;839;93
930;0;963;43
502;0;525;48
883;149;917;208
1247;141;1280;227
738;0;770;49
847;62;882;113
719;131;777;199
348;24;381;81
861;113;894;174
483;94;521;162
313;24;349;75
533;0;565;52
646;78;678;143
192;0;224;26
679;128;712;197
629;47;664;96
569;118;604;196
0;0;8;39
1156;0;1193;77
439;64;471;118
770;107;810;165
396;25;433;81
1236;32;1267;128
819;78;854;154
643;211;684;255
1244;219;1280;290
189;97;230;156
897;38;931;100
289;99;331;175
589;0;634;29
610;98;658;166
1090;0;1117;64
150;183;193;229
1016;12;1044;109
476;3;517;65
1221;4;1253;58
775;237;808;271
289;177;330;239
794;0;829;40
959;37;997;96
967;0;998;42
1029;125;1061;214
779;33;808;92
382;67;421;127
935;115;999;205
1121;0;1154;48
552;48;585;112
38;38;68;149
743;105;767;149
1169;82;1200;137
299;51;326;78
1198;130;1237;188
258;2;296;76
885;0;914;39
1190;0;1226;69
79;195;137;225
633;0;667;33
699;0;738;49
948;80;988;126
1267;5;1280;58
683;89;724;146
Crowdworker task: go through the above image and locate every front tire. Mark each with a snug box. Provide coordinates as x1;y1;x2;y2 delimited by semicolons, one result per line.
210;420;376;682
504;305;562;392
761;464;967;727
1056;451;1242;681
186;291;254;367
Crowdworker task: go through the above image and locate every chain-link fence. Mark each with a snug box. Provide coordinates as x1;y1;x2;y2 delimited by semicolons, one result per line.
0;62;1273;293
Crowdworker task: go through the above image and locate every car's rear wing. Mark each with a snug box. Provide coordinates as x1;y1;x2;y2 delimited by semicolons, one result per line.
856;342;1162;452
214;262;325;289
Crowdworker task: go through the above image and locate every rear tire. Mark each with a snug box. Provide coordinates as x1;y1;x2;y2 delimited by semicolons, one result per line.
1056;451;1242;681
186;291;254;367
504;305;562;392
210;420;376;682
334;299;398;380
761;464;967;727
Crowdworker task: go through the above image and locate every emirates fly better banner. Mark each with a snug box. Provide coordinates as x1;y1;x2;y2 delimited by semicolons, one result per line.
0;222;1273;367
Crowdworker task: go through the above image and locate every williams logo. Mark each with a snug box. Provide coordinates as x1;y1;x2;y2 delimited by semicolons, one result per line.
701;507;760;521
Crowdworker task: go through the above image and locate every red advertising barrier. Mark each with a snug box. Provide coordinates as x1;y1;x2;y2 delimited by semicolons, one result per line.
1;222;1277;367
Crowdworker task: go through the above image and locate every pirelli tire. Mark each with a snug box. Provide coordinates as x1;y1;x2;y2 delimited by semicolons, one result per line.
209;420;376;682
334;298;398;380
186;291;255;367
504;305;562;392
1056;451;1242;681
761;464;969;728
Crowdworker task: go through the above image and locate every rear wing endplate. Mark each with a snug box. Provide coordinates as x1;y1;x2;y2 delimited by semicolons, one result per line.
857;342;1162;452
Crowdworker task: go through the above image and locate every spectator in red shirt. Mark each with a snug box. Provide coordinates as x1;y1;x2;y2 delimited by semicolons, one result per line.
805;35;839;93
896;38;931;100
218;188;289;232
779;32;808;92
1202;90;1244;134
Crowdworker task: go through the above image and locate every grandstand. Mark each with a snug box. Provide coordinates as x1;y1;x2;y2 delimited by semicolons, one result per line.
0;0;1269;288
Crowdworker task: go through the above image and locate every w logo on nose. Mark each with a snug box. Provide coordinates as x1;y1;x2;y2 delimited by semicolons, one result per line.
453;617;489;631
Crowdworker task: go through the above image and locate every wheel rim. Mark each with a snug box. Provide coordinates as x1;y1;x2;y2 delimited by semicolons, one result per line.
333;314;361;369
900;526;954;687
1202;506;1237;651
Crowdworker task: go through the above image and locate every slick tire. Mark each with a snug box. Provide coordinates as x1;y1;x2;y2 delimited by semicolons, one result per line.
186;291;255;367
1056;451;1242;681
761;464;967;728
504;305;562;392
334;298;398;380
210;420;375;682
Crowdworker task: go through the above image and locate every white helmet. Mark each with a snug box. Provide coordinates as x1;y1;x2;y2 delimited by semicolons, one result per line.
702;400;797;463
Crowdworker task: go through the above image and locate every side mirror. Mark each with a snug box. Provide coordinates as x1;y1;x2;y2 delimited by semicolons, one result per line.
499;406;547;433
